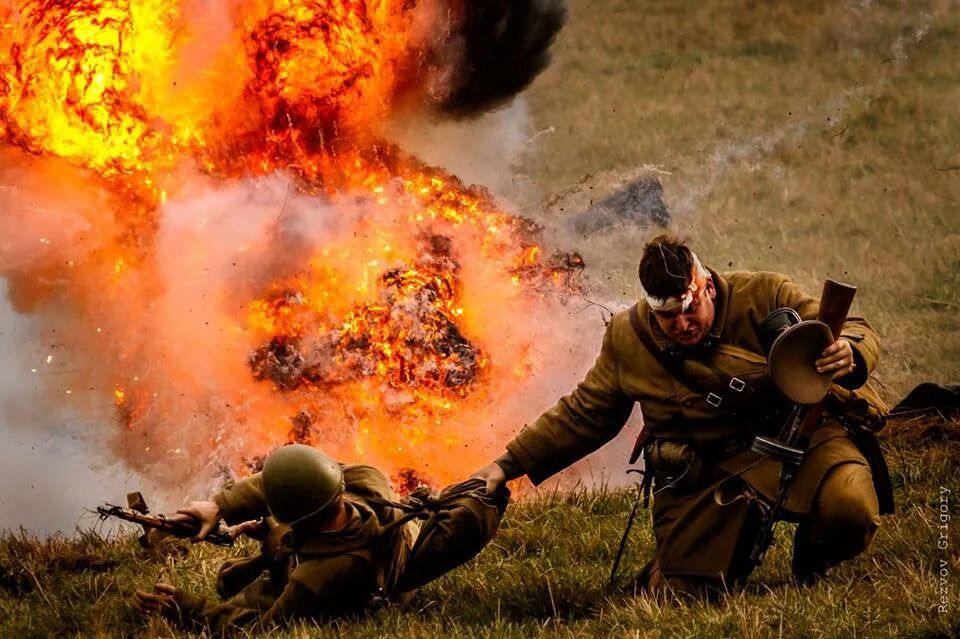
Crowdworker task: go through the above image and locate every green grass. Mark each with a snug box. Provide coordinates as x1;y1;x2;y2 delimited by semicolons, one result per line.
2;418;958;637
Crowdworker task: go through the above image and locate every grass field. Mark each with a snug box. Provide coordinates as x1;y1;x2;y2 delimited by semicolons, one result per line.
3;0;959;636
525;0;960;398
1;417;958;637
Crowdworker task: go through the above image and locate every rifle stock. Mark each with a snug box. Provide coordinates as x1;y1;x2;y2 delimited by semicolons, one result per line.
97;492;234;547
796;279;857;439
817;279;857;340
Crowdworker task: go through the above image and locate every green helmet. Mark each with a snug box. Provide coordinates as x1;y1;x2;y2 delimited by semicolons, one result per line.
261;444;345;525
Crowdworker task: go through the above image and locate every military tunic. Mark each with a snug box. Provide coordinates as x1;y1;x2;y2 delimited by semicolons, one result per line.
167;465;415;632
503;270;889;589
169;466;506;632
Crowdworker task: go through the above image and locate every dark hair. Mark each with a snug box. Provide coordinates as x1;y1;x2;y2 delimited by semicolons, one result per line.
638;234;696;299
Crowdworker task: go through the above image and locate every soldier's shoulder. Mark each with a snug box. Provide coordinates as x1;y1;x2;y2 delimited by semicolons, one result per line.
722;270;791;296
608;305;642;343
343;465;394;499
610;306;634;327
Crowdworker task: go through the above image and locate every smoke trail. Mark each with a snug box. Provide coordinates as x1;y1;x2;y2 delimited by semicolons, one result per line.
671;4;937;219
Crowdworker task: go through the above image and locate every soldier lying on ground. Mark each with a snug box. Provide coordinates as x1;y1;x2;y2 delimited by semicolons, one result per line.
472;233;893;597
134;444;507;632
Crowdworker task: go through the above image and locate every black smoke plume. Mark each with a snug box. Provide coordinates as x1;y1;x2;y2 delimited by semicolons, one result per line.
435;0;568;116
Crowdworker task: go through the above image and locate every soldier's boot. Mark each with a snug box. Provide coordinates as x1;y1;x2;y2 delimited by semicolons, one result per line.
791;462;881;585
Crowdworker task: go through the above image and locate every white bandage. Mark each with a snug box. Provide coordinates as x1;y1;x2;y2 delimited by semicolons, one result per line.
640;252;709;312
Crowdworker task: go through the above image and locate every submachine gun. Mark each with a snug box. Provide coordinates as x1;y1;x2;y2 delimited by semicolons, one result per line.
747;279;857;568
97;492;234;548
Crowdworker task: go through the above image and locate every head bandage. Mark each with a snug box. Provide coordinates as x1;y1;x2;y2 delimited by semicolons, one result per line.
641;252;710;312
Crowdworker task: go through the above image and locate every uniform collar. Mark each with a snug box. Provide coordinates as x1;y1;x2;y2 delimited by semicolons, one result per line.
646;268;729;353
294;500;383;555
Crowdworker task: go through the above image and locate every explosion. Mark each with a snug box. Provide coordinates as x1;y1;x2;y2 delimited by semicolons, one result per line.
0;0;577;492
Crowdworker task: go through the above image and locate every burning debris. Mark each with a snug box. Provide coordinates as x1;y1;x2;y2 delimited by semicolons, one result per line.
249;232;485;396
391;467;433;496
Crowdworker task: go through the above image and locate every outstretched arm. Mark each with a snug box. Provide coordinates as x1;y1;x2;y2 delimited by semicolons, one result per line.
477;321;634;487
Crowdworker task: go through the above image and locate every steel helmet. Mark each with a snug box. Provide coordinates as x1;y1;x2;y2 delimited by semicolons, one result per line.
261;444;345;525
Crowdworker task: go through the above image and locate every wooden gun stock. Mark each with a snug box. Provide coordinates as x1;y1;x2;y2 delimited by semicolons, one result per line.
817;279;857;339
797;278;857;440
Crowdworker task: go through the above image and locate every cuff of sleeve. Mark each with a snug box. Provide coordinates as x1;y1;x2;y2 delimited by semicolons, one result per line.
212;491;233;520
505;436;557;486
494;451;526;481
835;342;869;390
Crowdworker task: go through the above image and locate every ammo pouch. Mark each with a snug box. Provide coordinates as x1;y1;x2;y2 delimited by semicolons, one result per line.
647;440;707;495
825;383;888;432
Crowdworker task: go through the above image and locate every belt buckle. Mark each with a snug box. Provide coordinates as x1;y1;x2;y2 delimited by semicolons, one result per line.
706;393;722;407
729;378;746;392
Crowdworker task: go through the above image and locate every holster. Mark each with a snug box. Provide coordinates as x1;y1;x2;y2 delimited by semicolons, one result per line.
841;419;895;515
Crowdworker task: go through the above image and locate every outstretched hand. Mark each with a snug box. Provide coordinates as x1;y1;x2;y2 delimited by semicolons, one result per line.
133;583;177;618
168;501;221;542
815;338;857;379
470;462;507;495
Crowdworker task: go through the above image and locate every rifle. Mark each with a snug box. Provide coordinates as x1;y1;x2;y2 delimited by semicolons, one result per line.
97;491;234;548
747;279;857;568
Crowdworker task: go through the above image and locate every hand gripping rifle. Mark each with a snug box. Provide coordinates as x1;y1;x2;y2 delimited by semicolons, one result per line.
97;492;234;548
747;279;857;568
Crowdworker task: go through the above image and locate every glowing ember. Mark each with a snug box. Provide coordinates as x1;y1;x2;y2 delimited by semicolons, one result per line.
0;0;578;486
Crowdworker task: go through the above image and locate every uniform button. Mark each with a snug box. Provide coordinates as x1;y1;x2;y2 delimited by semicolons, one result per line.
682;399;695;408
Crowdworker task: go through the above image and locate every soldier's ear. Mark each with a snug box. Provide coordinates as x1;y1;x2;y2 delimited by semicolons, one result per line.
706;277;717;300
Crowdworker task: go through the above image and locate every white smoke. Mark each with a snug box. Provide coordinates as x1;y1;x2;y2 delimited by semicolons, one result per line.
385;99;538;203
0;280;154;535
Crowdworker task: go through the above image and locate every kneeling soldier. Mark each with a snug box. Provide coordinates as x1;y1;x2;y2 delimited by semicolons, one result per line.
472;234;893;597
134;444;507;632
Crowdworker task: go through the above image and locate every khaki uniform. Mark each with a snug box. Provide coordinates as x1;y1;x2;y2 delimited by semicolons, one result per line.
505;270;891;593
170;466;506;633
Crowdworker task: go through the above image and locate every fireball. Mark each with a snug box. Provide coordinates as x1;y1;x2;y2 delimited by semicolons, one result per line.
0;0;573;491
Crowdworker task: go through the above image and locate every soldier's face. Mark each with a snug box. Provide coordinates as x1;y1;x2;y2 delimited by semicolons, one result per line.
652;279;717;346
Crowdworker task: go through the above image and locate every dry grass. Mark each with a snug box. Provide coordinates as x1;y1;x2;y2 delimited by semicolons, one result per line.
522;0;960;397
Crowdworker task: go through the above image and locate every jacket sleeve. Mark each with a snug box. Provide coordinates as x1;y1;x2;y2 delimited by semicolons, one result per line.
171;581;311;634
171;555;377;633
774;277;880;389
213;474;269;525
505;321;634;484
